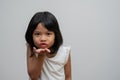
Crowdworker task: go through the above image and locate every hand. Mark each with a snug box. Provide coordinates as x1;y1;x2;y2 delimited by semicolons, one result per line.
33;47;51;58
26;43;48;79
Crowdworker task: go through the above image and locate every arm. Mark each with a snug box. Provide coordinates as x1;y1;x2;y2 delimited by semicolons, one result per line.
26;44;45;80
64;54;72;80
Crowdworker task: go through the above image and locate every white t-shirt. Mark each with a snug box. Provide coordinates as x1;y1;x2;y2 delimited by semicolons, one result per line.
40;45;71;80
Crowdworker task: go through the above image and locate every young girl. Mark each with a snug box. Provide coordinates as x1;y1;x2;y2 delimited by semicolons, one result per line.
25;11;71;80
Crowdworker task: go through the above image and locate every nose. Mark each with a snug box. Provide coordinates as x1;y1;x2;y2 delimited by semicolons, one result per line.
40;35;46;42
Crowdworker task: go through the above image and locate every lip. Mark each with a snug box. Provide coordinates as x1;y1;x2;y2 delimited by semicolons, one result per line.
39;43;47;48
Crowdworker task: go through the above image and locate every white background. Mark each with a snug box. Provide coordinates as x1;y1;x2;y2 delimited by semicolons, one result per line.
0;0;120;80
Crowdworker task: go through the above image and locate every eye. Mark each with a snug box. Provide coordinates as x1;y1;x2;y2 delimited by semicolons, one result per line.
46;32;54;36
47;32;51;35
34;32;41;36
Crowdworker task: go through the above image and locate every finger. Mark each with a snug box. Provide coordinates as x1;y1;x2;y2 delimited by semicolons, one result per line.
33;47;41;54
33;47;44;53
45;48;51;53
33;47;36;52
33;47;41;58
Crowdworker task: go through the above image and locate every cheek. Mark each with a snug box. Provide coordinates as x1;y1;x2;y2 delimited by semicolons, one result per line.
50;36;55;45
33;37;39;45
48;39;54;48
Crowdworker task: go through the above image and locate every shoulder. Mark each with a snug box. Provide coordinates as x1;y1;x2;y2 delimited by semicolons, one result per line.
59;45;71;52
58;45;71;64
58;45;71;56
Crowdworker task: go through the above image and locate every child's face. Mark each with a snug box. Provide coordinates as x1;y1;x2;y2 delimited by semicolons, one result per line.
32;23;55;49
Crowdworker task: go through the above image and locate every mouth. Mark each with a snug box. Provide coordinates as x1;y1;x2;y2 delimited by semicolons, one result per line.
40;43;47;48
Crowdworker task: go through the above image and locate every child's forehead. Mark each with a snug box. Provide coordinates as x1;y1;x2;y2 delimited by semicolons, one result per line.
35;24;48;31
35;23;54;32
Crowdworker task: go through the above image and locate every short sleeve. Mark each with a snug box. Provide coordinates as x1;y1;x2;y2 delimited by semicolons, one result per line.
64;46;71;64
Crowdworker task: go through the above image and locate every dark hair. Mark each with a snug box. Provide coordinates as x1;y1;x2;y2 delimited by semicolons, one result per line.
25;11;63;56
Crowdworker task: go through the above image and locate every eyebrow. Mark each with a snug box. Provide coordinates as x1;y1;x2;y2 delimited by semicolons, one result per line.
34;30;40;32
34;30;53;33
